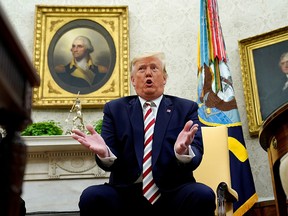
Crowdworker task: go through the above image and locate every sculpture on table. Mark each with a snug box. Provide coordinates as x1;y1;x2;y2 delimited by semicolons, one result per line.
65;93;85;134
72;98;85;129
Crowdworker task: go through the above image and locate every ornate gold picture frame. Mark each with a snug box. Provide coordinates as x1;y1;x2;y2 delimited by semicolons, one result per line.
32;5;130;108
238;26;288;136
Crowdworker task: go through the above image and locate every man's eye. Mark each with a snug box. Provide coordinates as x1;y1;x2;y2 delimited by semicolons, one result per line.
151;67;157;71
138;67;145;72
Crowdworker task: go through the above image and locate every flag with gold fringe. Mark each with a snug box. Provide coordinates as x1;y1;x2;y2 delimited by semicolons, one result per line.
196;0;258;215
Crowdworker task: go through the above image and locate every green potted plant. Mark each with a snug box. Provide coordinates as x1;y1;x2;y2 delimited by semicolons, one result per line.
93;119;103;134
21;120;63;136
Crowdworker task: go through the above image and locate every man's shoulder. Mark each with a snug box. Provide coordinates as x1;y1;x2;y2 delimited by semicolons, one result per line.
106;95;138;105
163;94;196;104
54;65;66;73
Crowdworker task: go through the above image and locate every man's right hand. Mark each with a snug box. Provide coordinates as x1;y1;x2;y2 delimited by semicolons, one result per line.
71;124;109;158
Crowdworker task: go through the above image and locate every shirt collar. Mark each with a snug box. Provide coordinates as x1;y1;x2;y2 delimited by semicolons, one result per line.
69;56;94;69
139;95;163;108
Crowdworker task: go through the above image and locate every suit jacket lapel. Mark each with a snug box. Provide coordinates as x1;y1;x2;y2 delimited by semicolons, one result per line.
128;97;145;169
152;96;173;166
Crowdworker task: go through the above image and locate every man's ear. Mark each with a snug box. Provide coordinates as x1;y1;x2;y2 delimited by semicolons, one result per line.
163;76;167;85
131;76;135;87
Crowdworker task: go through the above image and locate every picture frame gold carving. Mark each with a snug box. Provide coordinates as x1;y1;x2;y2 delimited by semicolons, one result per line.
238;26;288;136
32;5;130;108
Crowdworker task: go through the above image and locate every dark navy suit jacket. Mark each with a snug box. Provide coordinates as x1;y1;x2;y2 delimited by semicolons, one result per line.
96;94;204;191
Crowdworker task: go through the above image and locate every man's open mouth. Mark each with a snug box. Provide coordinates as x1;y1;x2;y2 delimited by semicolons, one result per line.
146;79;152;84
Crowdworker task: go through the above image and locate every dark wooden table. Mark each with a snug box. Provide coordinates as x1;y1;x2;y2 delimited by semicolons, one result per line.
259;102;288;216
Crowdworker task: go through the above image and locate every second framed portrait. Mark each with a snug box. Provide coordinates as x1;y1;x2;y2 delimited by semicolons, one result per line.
32;5;130;108
239;26;288;136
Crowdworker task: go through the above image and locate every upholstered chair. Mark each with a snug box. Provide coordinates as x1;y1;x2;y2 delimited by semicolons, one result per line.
280;152;288;197
194;125;238;216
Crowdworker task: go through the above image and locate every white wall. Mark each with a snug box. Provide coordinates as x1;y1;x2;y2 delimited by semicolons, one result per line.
1;0;287;212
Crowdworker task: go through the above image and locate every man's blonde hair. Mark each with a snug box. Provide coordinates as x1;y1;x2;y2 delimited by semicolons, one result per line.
130;52;167;76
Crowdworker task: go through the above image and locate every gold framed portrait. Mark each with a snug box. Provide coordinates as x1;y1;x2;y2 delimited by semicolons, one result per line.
32;5;130;108
238;26;288;136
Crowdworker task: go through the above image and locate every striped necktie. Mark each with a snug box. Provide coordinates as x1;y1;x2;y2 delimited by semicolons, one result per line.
142;101;161;204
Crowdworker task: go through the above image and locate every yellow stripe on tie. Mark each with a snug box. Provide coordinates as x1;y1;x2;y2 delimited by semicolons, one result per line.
228;136;248;162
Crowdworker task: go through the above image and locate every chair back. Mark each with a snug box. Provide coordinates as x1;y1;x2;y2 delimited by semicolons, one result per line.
194;125;233;215
280;152;288;197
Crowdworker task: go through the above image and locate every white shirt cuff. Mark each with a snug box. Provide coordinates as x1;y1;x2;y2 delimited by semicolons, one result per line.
97;146;117;166
175;145;195;163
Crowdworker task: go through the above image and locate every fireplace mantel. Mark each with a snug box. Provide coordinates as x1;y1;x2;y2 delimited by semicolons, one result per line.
23;135;109;181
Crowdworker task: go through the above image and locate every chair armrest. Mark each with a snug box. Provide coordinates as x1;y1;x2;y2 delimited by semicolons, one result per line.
217;182;238;216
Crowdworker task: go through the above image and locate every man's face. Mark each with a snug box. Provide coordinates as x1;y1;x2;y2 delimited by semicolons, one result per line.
131;56;167;101
280;55;288;75
71;39;88;61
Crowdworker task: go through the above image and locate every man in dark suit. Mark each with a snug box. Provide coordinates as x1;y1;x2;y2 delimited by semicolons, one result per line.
72;52;216;215
55;35;108;88
279;52;288;93
260;52;288;119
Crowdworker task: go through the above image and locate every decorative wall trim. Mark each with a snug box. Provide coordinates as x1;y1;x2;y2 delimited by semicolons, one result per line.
23;135;109;180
